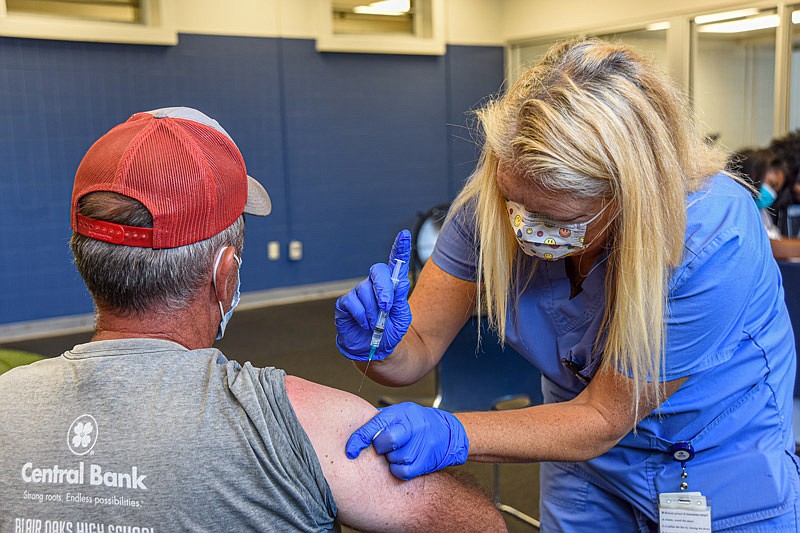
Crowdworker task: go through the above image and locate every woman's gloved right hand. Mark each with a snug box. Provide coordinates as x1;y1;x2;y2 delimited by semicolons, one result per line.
334;230;412;362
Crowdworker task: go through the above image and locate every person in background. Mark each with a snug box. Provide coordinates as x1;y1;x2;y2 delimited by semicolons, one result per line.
770;130;800;235
730;148;800;259
335;39;799;531
729;148;785;238
0;107;506;533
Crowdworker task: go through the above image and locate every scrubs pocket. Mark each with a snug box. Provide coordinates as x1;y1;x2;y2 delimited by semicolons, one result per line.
649;379;798;530
540;462;589;512
651;449;797;529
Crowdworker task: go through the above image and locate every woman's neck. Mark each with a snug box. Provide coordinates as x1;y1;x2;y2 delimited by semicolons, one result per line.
565;247;604;298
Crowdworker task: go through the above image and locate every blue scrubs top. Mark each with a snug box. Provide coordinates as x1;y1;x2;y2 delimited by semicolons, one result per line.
432;173;799;529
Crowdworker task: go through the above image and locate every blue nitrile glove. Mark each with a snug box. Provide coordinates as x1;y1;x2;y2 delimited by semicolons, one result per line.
334;230;412;362
345;402;469;480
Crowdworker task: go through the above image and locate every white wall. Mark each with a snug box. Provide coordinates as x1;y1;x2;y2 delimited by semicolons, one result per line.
174;0;310;38
444;0;502;45
173;0;503;45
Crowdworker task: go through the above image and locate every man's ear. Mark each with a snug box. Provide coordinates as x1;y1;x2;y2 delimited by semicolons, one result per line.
212;246;238;308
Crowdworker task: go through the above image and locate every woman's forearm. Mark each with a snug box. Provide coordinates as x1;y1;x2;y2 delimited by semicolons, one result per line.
456;401;629;464
458;373;688;464
354;325;440;386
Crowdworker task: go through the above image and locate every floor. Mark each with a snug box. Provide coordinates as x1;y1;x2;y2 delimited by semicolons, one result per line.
1;297;540;532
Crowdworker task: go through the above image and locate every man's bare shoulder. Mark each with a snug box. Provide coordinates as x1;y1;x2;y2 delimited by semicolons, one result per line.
285;375;375;434
284;375;506;533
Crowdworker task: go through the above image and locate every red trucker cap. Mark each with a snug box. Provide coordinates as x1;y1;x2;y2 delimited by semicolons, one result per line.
70;107;271;249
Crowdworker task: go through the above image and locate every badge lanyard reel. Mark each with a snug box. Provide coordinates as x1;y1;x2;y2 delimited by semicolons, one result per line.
658;441;712;533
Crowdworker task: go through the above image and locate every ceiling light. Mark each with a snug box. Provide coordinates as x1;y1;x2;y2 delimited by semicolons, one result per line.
694;8;760;25
697;14;778;34
353;0;411;16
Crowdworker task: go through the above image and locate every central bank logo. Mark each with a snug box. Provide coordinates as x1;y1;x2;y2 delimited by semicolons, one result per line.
67;414;98;456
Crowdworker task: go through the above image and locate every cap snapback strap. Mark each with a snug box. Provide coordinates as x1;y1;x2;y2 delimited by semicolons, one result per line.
75;214;154;248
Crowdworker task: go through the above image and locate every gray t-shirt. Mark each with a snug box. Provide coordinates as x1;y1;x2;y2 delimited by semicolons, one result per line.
0;338;338;532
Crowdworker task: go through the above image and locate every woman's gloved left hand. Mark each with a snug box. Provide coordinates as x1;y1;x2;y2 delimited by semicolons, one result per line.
345;402;469;480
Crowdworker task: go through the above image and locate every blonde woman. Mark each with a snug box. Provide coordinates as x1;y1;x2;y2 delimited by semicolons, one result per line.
336;39;799;531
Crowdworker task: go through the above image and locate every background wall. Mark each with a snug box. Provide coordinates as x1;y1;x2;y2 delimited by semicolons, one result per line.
173;0;503;44
4;0;784;329
0;1;504;327
501;0;765;40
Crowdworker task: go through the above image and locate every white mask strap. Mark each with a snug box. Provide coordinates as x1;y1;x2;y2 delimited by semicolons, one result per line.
212;247;241;320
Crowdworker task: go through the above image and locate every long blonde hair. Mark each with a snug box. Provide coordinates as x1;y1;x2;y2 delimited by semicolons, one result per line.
451;39;728;414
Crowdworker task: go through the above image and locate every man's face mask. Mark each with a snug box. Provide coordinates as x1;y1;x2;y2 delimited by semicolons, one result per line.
505;199;607;261
212;248;242;340
755;183;777;210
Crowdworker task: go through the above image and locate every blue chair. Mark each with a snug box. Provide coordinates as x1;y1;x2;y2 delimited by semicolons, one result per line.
436;316;543;411
777;262;800;396
379;316;542;529
388;203;543;527
440;317;542;529
0;349;46;375
777;261;800;447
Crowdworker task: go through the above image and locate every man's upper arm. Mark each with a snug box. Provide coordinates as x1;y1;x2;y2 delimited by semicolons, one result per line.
285;376;506;533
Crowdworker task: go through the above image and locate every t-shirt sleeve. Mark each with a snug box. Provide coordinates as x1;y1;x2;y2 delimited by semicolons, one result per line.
430;201;480;281
253;365;339;526
661;198;769;380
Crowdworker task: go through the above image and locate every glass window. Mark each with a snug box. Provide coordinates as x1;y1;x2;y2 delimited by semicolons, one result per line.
332;0;415;36
789;7;800;131
0;0;173;44
692;8;778;151
508;41;558;83
508;25;668;85
317;0;444;55
592;25;669;70
6;0;142;24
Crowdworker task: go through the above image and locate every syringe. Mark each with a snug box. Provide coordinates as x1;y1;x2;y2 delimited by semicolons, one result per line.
358;257;405;392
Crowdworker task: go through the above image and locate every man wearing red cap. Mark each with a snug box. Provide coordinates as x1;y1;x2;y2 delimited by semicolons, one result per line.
0;108;505;532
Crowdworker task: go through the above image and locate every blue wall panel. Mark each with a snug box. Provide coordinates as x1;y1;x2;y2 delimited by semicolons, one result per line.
0;35;503;325
281;40;449;280
446;45;505;197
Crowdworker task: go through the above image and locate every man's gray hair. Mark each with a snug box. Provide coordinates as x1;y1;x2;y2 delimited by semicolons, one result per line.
71;192;245;315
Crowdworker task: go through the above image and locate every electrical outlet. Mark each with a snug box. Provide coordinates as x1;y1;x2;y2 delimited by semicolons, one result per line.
267;241;280;260
288;240;303;261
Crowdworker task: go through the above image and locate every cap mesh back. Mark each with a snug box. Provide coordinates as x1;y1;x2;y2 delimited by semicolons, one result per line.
72;113;248;249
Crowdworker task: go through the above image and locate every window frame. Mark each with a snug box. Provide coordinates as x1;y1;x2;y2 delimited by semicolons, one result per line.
316;0;445;56
0;0;176;45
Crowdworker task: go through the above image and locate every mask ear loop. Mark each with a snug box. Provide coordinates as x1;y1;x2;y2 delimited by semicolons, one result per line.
583;199;613;225
212;248;227;322
212;247;242;320
576;202;619;278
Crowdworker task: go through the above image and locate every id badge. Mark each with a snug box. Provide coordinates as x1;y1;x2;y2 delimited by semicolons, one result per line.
658;492;711;533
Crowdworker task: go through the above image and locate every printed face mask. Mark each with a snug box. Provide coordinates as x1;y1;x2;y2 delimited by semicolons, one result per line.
755;183;777;210
212;248;242;340
506;199;607;261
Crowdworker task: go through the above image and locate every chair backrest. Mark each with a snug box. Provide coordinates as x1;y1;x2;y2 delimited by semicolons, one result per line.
0;349;46;375
777;261;800;397
787;205;800;238
411;203;450;285
438;316;543;412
